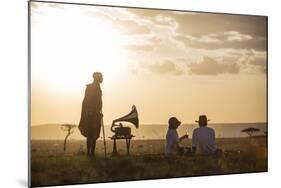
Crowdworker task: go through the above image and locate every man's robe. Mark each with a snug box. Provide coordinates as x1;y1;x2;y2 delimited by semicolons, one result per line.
78;83;102;138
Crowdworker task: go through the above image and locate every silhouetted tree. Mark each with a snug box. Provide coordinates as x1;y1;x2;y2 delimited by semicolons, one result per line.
61;124;76;152
241;127;260;137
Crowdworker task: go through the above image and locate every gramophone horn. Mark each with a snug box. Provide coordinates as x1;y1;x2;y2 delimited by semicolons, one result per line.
112;105;139;128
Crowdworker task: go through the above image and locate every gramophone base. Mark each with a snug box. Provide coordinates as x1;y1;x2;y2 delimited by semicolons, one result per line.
109;134;134;155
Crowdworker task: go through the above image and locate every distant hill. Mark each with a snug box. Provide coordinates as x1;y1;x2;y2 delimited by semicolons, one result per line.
31;124;86;140
31;123;167;140
31;122;267;140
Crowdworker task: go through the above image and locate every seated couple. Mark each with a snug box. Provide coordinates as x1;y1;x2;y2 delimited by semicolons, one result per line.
165;115;217;156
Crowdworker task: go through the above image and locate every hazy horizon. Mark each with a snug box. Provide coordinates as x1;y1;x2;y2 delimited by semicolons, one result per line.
31;122;267;140
31;121;267;127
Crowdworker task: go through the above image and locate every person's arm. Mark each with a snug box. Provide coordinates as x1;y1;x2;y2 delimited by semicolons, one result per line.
179;134;188;142
212;129;217;149
92;85;103;116
191;130;197;154
212;129;215;140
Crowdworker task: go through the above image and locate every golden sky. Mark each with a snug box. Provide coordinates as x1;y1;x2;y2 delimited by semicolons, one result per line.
30;2;267;125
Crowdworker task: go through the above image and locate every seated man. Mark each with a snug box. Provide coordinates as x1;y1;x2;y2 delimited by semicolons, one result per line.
192;115;217;155
165;117;188;156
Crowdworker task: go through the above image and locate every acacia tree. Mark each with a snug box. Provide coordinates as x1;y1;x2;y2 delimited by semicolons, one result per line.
241;127;260;137
61;124;76;152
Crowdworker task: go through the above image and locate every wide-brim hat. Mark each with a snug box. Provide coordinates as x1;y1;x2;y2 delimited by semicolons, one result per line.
195;115;210;123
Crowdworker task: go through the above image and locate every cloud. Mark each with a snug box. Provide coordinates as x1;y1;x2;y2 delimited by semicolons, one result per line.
127;8;160;19
147;36;162;44
122;44;154;51
174;31;266;51
237;51;267;73
174;14;267;51
126;8;179;28
166;13;267;47
249;56;266;66
127;9;266;37
85;9;114;21
85;9;151;35
116;19;151;35
127;8;267;51
221;49;267;74
143;54;265;76
149;60;184;75
249;56;267;73
226;31;253;41
188;56;240;75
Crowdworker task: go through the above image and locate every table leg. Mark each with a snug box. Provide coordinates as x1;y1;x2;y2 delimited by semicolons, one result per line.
126;139;131;155
113;139;117;154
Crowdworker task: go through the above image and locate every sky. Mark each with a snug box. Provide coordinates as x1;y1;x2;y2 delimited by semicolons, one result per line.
30;2;267;125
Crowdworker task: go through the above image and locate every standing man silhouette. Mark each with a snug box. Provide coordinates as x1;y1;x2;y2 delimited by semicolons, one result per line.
79;72;103;157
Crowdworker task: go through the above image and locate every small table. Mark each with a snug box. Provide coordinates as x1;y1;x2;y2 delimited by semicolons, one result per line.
109;134;134;155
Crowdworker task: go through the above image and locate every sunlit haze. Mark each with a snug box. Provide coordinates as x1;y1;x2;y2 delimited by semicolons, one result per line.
31;2;267;126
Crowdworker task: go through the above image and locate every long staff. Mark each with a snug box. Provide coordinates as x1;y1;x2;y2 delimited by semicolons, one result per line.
101;115;107;157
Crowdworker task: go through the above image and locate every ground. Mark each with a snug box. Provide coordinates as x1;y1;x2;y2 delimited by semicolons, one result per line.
30;137;267;187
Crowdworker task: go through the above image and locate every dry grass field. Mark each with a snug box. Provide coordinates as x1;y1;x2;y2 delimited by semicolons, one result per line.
30;137;267;187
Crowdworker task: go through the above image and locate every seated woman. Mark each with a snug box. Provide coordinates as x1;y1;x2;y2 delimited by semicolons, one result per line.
165;117;188;156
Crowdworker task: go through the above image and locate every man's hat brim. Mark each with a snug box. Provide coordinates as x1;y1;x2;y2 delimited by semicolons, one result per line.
195;119;210;123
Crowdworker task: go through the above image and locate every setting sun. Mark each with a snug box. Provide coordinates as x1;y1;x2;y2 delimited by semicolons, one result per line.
32;4;127;93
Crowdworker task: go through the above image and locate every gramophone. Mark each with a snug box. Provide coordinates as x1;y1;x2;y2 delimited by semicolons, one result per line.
110;105;139;154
